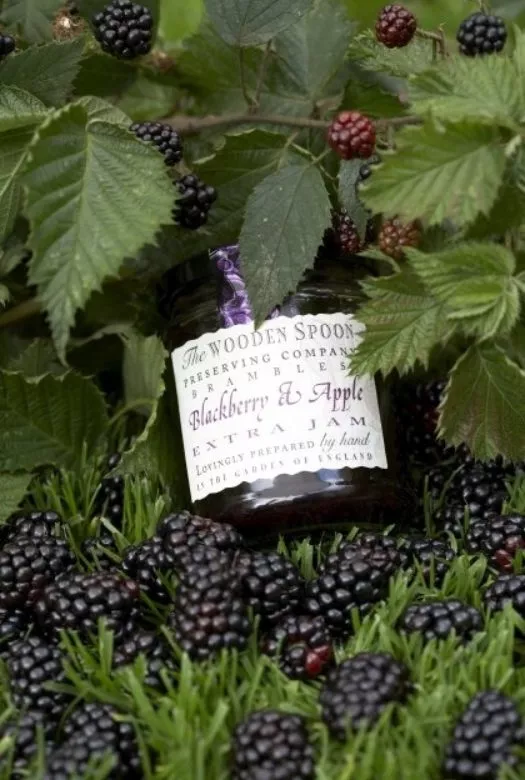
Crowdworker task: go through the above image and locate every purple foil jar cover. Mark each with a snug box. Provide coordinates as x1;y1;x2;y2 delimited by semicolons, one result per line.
212;245;280;328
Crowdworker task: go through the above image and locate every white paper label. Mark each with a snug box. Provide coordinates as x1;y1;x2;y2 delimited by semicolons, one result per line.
171;313;387;501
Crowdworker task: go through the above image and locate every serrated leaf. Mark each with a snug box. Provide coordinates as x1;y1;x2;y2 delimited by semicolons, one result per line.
406;243;521;337
409;55;521;130
75;95;129;126
0;370;108;470
0;86;48;131
0;126;38;242
74;53;137;102
205;0;312;47
339;160;369;240
239;161;331;324
361;121;507;226
9;339;65;377
0;472;32;522
349;30;434;78
343;76;406;119
467;174;525;238
122;333;167;417
272;0;354;102
117;75;179;122
23;104;174;360
350;271;456;376
439;344;525;461
0;39;85;107
0;0;63;43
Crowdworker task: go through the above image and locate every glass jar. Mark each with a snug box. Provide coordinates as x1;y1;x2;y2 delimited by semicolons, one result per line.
165;245;414;537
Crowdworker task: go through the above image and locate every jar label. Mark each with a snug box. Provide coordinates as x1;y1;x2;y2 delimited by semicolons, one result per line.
171;313;387;502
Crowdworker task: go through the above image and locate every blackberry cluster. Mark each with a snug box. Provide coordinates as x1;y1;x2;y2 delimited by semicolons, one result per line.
0;534;75;610
305;544;403;636
399;600;483;642
92;0;153;60
375;4;417;48
35;571;140;640
327;111;376;160
262;614;334;680
94;475;124;525
46;702;141;779
232;710;315;780
484;574;525;622
5;636;70;719
402;537;456;583
113;630;176;689
0;710;52;774
1;510;62;545
320;653;411;740
130;121;183;166
457;12;507;57
122;536;175;603
159;510;244;570
0;35;15;60
235;550;303;626
466;514;525;571
173;174;217;230
378;217;421;260
169;547;251;660
443;691;524;778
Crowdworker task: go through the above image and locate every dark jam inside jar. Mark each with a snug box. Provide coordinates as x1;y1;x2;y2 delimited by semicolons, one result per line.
164;246;415;538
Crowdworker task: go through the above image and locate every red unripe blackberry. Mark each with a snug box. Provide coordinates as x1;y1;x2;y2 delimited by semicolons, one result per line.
376;5;417;48
378;216;421;260
327;111;376;160
232;710;315;780
262;614;334;680
332;210;364;255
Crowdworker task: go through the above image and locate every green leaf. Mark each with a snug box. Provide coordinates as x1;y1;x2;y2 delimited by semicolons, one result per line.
23;104;174;360
361;121;507;226
439;344;525;461
0;472;32;522
159;0;203;44
239;161;331;324
122;333;167;417
0;85;48;131
407;243;521;338
349;30;434;78
467;172;525;238
117;75;179;122
0;370;108;471
204;0;312;47
0;39;85;107
339;160;369;240
350;271;456;376
74;53;137;102
0;125;39;242
0;0;63;43
408;55;522;130
272;0;354;102
343;76;406;119
74;95;129;126
9;339;65;377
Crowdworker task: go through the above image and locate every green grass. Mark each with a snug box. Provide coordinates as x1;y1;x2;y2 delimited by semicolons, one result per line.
1;465;525;779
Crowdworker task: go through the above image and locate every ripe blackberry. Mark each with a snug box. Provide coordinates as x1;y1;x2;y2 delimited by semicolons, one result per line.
169;547;251;660
443;691;524;778
376;4;417;48
1;510;62;544
131;121;183;166
94;475;124;524
35;571;140;640
113;630;176;689
396;379;447;466
159;510;244;569
399;600;482;642
0;35;15;60
445;461;509;525
327;111;376;160
457;12;507;57
173;174;217;229
262;614;334;680
379;216;421;260
235;550;303;626
0;606;29;654
232;710;315;780
305;545;403;637
438;502;470;539
484;574;525;622
92;0;153;60
122;536;176;603
332;210;364;255
81;530;119;570
6;636;69;719
402;537;456;583
320;653;411;740
0;534;76;610
466;514;525;572
47;701;141;779
0;710;53;773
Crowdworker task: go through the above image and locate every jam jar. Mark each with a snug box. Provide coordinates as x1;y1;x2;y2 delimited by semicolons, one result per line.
165;245;413;536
